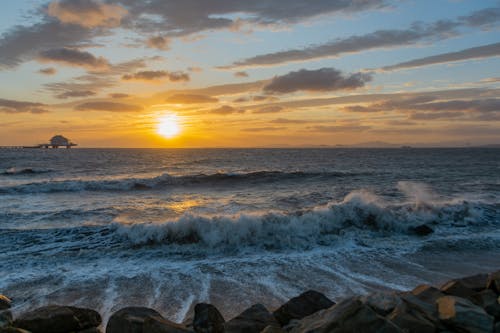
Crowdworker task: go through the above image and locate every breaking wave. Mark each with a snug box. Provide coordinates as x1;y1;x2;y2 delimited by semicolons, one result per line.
1;167;52;176
0;170;365;194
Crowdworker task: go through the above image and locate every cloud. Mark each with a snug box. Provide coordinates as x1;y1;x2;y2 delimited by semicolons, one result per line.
122;70;190;82
74;101;142;112
38;67;57;75
263;68;372;94
56;90;97;99
109;93;129;99
48;0;128;28
309;125;371;132
187;66;203;73
37;48;110;70
44;73;116;98
146;36;170;50
208;105;244;115
165;94;219;104
234;71;249;78
252;105;285;113
0;98;50;114
242;127;286;132
381;42;500;71
220;7;500;69
270;118;310;124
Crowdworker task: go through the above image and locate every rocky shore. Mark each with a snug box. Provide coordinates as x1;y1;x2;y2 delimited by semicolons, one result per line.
1;270;499;333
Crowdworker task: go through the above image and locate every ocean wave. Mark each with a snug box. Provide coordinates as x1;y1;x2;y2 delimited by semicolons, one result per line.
1;167;52;176
0;170;361;194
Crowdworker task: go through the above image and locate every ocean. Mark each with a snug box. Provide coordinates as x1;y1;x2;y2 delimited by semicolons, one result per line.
1;148;499;322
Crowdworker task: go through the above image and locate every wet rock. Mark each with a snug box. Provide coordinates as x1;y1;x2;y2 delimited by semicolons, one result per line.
469;289;500;319
143;315;193;333
360;291;401;316
487;270;500;294
437;295;494;333
411;285;445;304
387;299;437;333
273;290;334;326
260;325;285;333
0;297;11;311
14;305;101;333
290;297;402;333
409;224;434;236
441;273;489;298
193;303;225;333
106;307;162;333
225;304;279;333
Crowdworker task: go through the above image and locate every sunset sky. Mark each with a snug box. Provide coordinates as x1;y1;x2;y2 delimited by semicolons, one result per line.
0;0;499;147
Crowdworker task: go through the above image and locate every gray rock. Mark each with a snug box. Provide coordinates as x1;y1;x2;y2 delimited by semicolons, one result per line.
78;328;102;333
469;289;500;319
487;270;500;294
361;292;402;316
225;304;279;333
193;303;225;333
0;297;11;311
290;297;402;333
437;295;494;333
411;285;445;304
0;328;31;333
106;307;162;333
273;290;334;326
0;311;12;328
143;315;194;333
409;224;434;236
14;305;101;333
260;325;285;333
387;299;437;333
495;322;500;333
441;274;489;298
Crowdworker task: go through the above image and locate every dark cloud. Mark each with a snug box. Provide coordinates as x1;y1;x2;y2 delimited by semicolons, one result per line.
208;105;244;115
146;35;170;50
56;90;97;99
0;98;49;114
252;105;285;113
165;94;218;104
263;68;372;94
109;93;129;99
234;71;249;78
38;67;57;75
74;101;143;112
44;74;116;98
122;70;190;82
38;47;110;70
381;42;500;71
221;7;499;69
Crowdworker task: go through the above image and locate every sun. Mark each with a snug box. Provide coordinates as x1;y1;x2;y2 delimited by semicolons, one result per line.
157;114;181;138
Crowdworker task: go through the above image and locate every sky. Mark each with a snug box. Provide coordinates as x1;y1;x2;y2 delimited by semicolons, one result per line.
0;0;499;148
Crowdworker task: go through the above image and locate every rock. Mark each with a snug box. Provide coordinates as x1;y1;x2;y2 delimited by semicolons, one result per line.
143;316;193;333
0;328;31;333
0;310;12;328
495;322;500;333
387;299;437;333
411;285;445;304
441;274;489;298
14;305;101;333
487;270;500;294
193;303;225;333
469;289;500;319
360;292;401;316
290;297;402;333
409;224;434;236
260;325;285;333
225;304;279;333
273;290;335;326
79;328;103;333
437;295;494;333
0;297;11;311
106;307;162;333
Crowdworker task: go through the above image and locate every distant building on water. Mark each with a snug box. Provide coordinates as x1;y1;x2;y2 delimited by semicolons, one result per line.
36;135;77;149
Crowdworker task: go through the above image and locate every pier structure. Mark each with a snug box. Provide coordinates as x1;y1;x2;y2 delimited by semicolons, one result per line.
0;135;77;149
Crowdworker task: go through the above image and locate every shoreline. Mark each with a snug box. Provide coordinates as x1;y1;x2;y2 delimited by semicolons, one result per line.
2;269;499;333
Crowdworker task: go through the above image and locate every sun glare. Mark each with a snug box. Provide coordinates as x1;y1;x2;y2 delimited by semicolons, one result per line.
157;114;181;138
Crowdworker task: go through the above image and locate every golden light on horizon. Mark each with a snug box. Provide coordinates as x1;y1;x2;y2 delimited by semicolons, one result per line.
157;114;181;138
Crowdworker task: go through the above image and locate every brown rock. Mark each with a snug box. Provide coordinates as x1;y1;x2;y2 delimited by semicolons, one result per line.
143;316;193;333
0;297;11;311
14;305;101;333
411;285;445;304
193;303;225;333
441;274;489;298
106;307;162;333
273;290;334;326
225;304;279;333
387;299;437;333
437;295;494;333
361;292;402;316
290;297;402;333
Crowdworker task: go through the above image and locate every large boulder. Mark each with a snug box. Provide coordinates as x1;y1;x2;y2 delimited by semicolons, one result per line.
469;289;500;319
0;328;31;333
290;297;402;333
273;290;334;326
487;270;500;294
260;325;286;333
0;310;12;328
360;292;402;316
441;274;489;298
411;285;445;304
193;303;225;333
224;304;279;333
14;305;101;333
106;307;162;333
143;315;193;333
0;297;11;311
387;299;437;333
437;295;494;333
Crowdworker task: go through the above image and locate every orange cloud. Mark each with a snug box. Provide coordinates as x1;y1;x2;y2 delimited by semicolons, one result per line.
48;0;127;28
